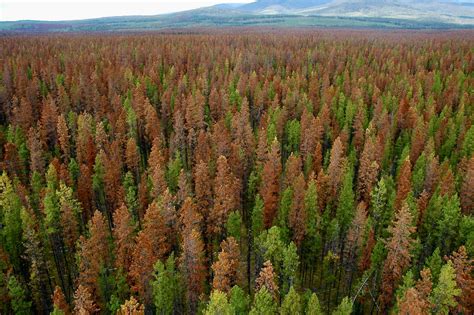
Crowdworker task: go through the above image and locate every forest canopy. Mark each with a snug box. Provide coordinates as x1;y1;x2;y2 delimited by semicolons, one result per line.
0;30;473;314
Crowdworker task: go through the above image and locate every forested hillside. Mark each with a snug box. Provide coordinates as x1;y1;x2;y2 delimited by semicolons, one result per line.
0;30;473;314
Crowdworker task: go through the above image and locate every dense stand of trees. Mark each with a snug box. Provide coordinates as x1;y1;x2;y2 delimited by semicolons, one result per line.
0;30;473;314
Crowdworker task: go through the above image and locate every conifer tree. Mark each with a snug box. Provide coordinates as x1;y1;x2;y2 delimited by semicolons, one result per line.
399;288;428;315
395;158;412;210
205;290;234;315
209;156;240;235
0;172;24;271
58;182;82;251
280;286;302;315
256;260;279;299
129;202;170;305
57;114;70;162
194;160;213;219
8;275;31;315
327;137;346;199
430;261;461;314
149;138;167;199
289;173;306;246
357;135;379;203
332;297;352;315
448;246;474;313
306;292;323;315
261;139;282;228
252;194;265;238
73;285;98;315
77;210;110;304
180;229;206;314
44;163;60;234
249;287;277;315
52;286;70;315
425;248;442;285
336;168;355;238
379;202;416;311
117;296;144;315
212;237;240;293
461;156;474;214
151;253;182;315
226;211;242;241
125;137;139;176
281;242;299;294
229;286;250;315
398;268;432;315
112;203;136;273
277;187;292;241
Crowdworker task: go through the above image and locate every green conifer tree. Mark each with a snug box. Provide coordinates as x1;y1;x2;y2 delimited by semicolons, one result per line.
249;287;277;315
8;275;31;315
280;286;302;315
430;261;461;314
229;286;249;315
205;290;234;315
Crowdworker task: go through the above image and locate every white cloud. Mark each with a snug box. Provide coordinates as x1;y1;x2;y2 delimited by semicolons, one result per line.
0;0;254;21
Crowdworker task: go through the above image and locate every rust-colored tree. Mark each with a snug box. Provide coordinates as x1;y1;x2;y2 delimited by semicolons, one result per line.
211;237;240;293
160;188;178;238
398;268;432;315
113;203;136;274
57;114;70;162
144;99;162;147
231;97;255;167
448;246;474;313
345;201;368;286
77;210;110;303
177;169;190;205
379;202;416;311
256;260;279;300
395;158;412;210
125;137;140;176
52;286;70;315
73;285;98;315
76;113;95;168
357;135;379;203
40;96;59;150
137;173;149;220
129;201;170;305
284;153;301;188
359;227;375;272
327;136;346;199
179;196;202;233
209;155;240;235
398;288;428;315
300;108;318;162
148;138;167;199
312;142;323;176
117;296;145;315
461;156;474;214
410;118;426;163
288;172;306;246
180;228;206;314
104;140;125;211
194;131;211;166
194;160;213;219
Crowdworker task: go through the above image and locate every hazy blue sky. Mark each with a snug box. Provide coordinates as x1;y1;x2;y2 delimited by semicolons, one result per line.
0;0;254;21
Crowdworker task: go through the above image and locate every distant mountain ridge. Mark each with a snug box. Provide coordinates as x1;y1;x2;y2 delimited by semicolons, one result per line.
227;0;474;24
239;0;333;11
1;0;473;32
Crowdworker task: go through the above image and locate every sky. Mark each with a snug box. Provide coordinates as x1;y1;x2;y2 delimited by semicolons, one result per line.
0;0;254;21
